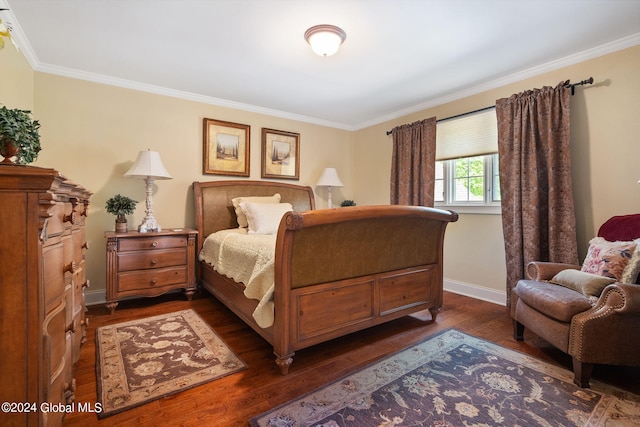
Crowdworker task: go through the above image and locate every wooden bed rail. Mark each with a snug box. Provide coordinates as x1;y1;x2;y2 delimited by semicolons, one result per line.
282;204;458;230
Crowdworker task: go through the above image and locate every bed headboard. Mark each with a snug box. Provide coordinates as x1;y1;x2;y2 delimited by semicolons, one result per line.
193;180;315;250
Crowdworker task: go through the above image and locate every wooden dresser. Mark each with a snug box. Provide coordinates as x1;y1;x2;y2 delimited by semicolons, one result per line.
105;229;197;313
0;165;91;427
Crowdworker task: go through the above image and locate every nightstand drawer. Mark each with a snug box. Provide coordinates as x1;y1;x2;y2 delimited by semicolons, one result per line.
118;267;187;292
118;248;187;271
118;235;187;251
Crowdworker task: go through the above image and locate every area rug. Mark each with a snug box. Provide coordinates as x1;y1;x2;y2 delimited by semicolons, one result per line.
250;329;640;426
96;309;246;418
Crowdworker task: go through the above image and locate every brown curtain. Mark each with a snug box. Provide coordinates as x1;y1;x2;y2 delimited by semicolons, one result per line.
390;117;437;206
496;82;579;313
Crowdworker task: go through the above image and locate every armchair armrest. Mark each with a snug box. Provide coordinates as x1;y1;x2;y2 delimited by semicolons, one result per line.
595;283;640;313
569;283;640;366
526;262;581;281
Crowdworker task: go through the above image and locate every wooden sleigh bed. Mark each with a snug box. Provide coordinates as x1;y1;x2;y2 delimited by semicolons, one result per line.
193;180;458;374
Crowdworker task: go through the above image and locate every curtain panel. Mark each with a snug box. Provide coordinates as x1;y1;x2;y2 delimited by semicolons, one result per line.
496;82;579;312
390;117;437;206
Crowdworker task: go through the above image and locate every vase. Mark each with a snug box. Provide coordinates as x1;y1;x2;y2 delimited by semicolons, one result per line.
115;220;128;233
0;138;19;164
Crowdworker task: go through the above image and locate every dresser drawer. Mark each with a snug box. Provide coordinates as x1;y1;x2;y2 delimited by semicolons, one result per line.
117;267;187;292
118;248;187;271
43;243;65;308
118;235;187;252
45;202;67;238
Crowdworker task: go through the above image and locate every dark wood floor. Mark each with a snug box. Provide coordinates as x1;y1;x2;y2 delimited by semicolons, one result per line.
62;291;640;426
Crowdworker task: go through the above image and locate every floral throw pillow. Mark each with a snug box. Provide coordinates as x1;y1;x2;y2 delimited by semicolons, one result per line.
581;237;640;282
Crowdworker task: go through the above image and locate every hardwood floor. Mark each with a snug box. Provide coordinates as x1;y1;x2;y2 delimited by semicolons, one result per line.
63;291;640;426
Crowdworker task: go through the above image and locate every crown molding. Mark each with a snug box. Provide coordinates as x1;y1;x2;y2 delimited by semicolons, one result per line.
33;62;355;131
3;2;638;134
354;32;640;130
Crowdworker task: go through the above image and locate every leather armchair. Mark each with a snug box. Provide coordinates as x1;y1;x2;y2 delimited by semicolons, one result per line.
513;214;640;387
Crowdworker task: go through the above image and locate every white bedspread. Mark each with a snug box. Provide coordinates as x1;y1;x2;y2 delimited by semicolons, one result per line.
198;229;276;328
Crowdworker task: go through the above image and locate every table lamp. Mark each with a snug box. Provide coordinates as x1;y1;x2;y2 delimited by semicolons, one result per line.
316;167;343;208
124;149;172;231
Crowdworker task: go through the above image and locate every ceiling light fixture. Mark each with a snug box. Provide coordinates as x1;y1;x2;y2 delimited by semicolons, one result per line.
304;24;346;57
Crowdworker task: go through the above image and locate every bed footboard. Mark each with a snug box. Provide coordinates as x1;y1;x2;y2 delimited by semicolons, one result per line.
272;205;458;374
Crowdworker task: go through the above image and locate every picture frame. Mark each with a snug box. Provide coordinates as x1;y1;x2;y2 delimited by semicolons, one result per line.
261;128;300;180
203;118;250;176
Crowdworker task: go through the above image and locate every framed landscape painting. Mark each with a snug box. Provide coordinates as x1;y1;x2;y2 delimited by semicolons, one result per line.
261;128;300;180
203;118;250;176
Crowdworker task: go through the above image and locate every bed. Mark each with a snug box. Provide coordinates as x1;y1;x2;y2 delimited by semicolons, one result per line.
193;180;458;374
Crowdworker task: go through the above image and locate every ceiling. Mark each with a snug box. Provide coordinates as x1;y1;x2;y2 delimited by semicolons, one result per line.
2;0;640;130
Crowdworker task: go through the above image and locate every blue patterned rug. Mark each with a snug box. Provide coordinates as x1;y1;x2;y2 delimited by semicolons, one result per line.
250;329;640;426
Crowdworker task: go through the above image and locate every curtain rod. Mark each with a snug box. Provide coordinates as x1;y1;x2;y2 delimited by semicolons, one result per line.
564;76;594;95
385;77;594;136
385;106;495;136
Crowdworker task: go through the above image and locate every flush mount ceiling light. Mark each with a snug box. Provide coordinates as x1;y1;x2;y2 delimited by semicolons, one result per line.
304;24;346;57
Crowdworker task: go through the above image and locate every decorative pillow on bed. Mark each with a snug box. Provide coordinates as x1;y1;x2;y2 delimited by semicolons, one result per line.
580;237;640;282
239;202;293;235
231;193;281;228
549;269;615;297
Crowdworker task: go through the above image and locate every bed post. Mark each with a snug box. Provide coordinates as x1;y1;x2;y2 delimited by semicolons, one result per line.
271;212;299;375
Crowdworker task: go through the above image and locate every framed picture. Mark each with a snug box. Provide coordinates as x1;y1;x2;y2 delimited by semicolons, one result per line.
203;118;250;176
261;128;300;180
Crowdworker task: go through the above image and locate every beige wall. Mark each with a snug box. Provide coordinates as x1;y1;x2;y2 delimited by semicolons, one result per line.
2;50;354;297
354;45;640;299
3;43;639;304
1;44;33;109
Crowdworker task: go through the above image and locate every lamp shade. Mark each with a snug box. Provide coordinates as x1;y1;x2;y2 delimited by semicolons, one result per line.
316;167;343;187
124;149;172;179
304;25;346;57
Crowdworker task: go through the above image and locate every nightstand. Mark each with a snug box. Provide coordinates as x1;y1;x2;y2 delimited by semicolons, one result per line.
105;228;198;313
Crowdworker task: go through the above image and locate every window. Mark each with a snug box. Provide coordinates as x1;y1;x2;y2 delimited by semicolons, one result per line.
434;108;500;214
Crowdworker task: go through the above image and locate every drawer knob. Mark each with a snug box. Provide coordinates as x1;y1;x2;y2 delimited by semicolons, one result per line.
63;211;76;224
82;279;90;289
82;241;89;250
66;320;79;333
151;258;159;265
64;261;77;274
152;241;159;247
64;379;77;404
150;278;158;286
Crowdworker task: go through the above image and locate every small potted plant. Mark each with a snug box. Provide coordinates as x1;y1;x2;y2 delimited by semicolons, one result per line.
0;106;42;165
105;194;138;233
340;200;356;207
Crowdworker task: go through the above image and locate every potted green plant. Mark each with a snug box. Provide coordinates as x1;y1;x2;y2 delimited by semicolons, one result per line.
340;200;356;207
105;194;138;233
0;106;42;165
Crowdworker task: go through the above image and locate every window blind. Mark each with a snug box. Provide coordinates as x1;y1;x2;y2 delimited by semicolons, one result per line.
435;107;497;160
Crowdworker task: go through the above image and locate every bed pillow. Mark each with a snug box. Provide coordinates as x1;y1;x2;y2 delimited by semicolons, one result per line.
581;237;640;282
239;202;293;235
231;193;281;228
549;269;616;297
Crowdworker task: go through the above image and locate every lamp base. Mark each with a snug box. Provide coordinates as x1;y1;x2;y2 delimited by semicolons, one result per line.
138;217;161;233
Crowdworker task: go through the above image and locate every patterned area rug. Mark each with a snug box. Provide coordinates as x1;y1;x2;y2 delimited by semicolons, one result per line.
250;329;640;426
96;309;246;418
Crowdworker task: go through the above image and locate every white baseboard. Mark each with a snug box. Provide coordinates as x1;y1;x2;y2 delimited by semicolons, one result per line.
444;279;506;306
86;279;507;308
85;289;107;307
